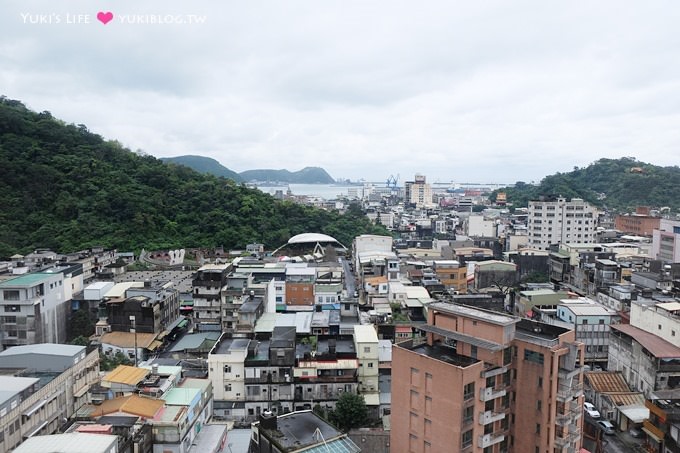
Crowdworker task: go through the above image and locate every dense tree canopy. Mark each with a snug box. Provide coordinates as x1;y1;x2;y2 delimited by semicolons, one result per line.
0;97;387;257
490;157;680;212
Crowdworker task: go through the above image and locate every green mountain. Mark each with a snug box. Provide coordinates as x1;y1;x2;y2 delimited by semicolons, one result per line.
0;97;387;257
239;167;335;184
492;157;680;211
161;155;242;182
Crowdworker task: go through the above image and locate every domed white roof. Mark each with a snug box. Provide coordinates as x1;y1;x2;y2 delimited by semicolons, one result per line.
287;233;339;244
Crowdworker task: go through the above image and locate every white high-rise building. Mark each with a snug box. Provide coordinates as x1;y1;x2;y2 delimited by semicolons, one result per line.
404;174;434;208
528;197;598;250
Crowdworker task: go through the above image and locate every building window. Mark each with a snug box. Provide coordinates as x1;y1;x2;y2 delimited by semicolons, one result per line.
463;382;475;400
538;377;543;388
535;423;541;434
224;365;231;373
463;405;474;424
225;384;231;391
462;430;473;449
524;349;544;365
537;400;542;411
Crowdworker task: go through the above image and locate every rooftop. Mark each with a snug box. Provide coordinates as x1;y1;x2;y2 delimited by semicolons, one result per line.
0;343;85;358
211;337;251;355
612;324;680;358
401;341;480;368
88;394;164;419
585;371;632;393
0;272;55;288
429;301;518;326
13;433;118;453
102;365;149;386
258;410;359;452
0;376;39;407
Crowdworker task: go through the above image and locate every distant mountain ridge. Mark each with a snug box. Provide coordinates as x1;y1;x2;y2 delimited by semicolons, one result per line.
160;155;242;181
240;167;335;184
491;157;680;211
162;155;335;184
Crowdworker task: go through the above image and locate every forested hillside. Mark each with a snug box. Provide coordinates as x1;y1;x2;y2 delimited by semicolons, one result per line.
492;157;680;211
0;97;386;257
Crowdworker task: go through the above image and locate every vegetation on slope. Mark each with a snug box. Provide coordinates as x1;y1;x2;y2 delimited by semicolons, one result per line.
491;157;680;211
0;97;387;257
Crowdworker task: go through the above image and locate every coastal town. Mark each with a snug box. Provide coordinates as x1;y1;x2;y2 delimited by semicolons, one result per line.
1;173;679;453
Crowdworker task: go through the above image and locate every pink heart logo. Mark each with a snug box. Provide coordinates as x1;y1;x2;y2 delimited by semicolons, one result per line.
97;11;114;25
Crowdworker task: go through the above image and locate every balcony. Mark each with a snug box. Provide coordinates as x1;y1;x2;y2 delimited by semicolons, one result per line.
558;367;581;380
482;365;508;379
479;410;506;425
556;381;583;402
480;387;506;402
554;431;579;448
478;433;505;449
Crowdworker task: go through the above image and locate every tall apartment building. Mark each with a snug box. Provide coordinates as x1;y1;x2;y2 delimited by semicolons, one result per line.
528;197;598;250
0;273;68;350
392;302;584;453
192;264;230;330
404;174;434;209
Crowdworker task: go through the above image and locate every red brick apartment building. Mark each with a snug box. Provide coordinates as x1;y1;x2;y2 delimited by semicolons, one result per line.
392;302;584;453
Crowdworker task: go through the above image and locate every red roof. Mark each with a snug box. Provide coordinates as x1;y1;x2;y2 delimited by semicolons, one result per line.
612;324;680;358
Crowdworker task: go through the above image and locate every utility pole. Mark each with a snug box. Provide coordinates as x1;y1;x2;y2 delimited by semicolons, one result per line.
129;315;138;367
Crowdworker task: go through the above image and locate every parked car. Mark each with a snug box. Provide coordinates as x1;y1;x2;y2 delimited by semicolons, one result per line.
629;426;645;438
597;420;616;435
584;402;601;418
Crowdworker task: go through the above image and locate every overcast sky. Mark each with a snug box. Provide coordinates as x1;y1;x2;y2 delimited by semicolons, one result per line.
2;1;679;184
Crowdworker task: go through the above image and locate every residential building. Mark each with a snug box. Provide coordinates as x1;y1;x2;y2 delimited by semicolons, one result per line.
354;325;380;415
293;338;359;412
192;264;230;330
404;174;434;209
208;336;250;421
391;302;584;453
0;344;100;451
471;260;517;292
0;272;69;349
555;298;619;367
285;266;315;307
432;260;467;294
528;197;598;250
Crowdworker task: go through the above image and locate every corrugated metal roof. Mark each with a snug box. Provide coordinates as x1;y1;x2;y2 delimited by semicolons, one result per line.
13;433;118;453
102;365;149;386
0;343;84;358
90;395;164;419
101;331;158;349
585;371;631;393
612;324;680;358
